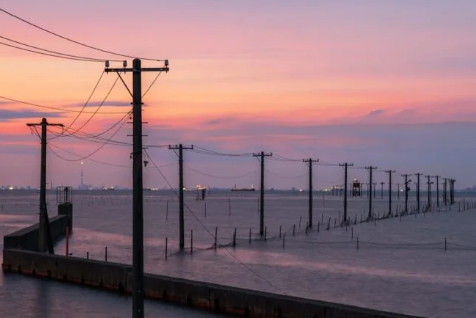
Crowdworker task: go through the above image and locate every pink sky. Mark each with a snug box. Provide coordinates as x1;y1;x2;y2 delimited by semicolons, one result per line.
1;1;476;189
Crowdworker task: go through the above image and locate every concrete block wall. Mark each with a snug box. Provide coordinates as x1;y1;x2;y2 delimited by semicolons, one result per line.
3;215;69;251
2;249;421;318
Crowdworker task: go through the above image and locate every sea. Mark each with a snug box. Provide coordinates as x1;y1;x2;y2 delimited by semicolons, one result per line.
1;189;475;318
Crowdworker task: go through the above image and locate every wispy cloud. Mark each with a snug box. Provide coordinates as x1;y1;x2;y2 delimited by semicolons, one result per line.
0;109;63;122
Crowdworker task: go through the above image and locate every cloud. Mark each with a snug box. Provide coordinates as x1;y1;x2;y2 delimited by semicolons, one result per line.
65;101;131;108
365;109;385;117
0;101;14;105
202;117;236;126
0;109;63;122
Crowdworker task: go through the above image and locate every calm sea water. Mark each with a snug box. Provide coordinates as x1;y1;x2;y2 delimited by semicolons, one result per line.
1;189;476;318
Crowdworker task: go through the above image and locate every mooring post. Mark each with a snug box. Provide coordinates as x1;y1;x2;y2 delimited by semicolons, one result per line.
65;227;69;257
214;226;218;250
233;228;236;247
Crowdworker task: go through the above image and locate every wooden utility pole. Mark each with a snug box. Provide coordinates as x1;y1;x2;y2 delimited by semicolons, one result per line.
402;174;412;214
105;58;169;318
426;175;432;211
303;158;319;227
385;170;396;216
443;178;448;205
27;118;63;254
339;163;353;223
253;152;272;236
168;144;193;250
365;167;377;219
415;173;423;212
434;176;440;207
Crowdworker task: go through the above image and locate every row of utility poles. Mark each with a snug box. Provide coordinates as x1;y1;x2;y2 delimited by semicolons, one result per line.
167;149;457;248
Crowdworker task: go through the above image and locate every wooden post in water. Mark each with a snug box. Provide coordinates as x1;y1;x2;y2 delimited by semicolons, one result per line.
279;225;282;238
87;251;89;259
233;228;236;247
293;224;295;236
214;227;218;250
191;230;193;254
105;247;108;262
65;227;69;257
165;237;168;260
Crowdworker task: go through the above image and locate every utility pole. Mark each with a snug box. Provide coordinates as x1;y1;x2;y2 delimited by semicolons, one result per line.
339;163;353;224
434;176;440;207
426;175;432;211
450;179;456;205
27;118;63;253
105;59;169;318
385;170;395;216
380;182;384;199
365;167;377;219
415;173;423;212
402;174;412;214
168;144;194;250
253;151;272;236
303;158;319;227
443;178;448;205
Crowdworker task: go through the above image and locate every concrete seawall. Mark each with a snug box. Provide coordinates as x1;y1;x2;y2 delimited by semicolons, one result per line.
3;215;70;251
2;249;420;318
2;205;421;318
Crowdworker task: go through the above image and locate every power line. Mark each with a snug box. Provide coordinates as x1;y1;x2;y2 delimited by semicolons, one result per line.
0;40;108;62
48;143;130;168
0;7;165;61
0;34;121;62
185;165;258;179
54;74;119;139
0;94;127;114
145;150;287;295
46;111;129;161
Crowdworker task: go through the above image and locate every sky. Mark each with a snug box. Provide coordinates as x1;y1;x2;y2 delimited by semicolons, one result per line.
1;0;476;190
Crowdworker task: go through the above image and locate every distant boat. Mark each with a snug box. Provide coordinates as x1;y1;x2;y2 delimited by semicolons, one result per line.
231;184;256;192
